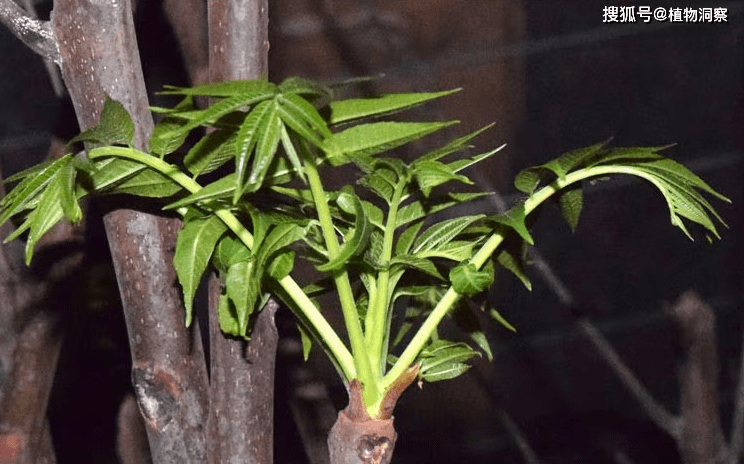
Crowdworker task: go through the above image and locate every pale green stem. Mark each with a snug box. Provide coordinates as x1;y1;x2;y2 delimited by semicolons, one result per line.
301;154;378;405
380;166;638;392
365;179;406;375
87;146;356;380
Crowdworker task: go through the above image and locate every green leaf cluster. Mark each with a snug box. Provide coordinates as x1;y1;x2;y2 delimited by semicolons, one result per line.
0;77;729;419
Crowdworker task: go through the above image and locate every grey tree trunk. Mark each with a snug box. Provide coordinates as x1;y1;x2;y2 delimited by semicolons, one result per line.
203;1;277;463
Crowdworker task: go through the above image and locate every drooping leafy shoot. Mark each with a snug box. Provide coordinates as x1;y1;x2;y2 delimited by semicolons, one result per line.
0;77;729;419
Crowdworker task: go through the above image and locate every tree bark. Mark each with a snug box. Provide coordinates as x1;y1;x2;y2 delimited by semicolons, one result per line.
204;2;276;463
0;0;58;62
50;1;210;462
327;367;418;464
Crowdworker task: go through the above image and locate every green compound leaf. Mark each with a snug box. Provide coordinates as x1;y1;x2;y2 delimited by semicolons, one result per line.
267;250;295;280
585;148;730;240
84;157;145;192
149;118;189;157
415;240;476;262
389;255;444;280
449;260;494;297
544;139;611;180
164;174;237;210
257;223;305;270
174;214;227;326
328;89;460;125
515;140;612;194
394;220;424;256
68;95;135;148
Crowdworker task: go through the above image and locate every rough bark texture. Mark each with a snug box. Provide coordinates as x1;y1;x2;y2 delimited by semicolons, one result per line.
207;0;269;83
207;278;279;464
51;1;210;462
204;2;276;463
327;367;418;464
671;291;723;464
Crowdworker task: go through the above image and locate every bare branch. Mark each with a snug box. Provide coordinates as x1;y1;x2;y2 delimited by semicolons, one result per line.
19;0;64;97
670;291;723;464
578;318;682;439
496;410;544;464
0;0;59;62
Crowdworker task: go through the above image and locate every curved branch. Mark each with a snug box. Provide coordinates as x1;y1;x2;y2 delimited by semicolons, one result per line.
0;0;59;62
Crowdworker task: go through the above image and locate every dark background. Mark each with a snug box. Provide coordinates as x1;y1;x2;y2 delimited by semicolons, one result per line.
1;1;742;463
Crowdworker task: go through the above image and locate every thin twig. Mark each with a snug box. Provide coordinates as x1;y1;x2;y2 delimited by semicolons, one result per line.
0;0;58;62
577;319;681;439
497;410;545;464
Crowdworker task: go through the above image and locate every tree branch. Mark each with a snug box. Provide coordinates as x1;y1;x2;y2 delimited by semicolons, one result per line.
577;318;682;439
18;0;64;97
670;291;724;464
0;0;59;62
